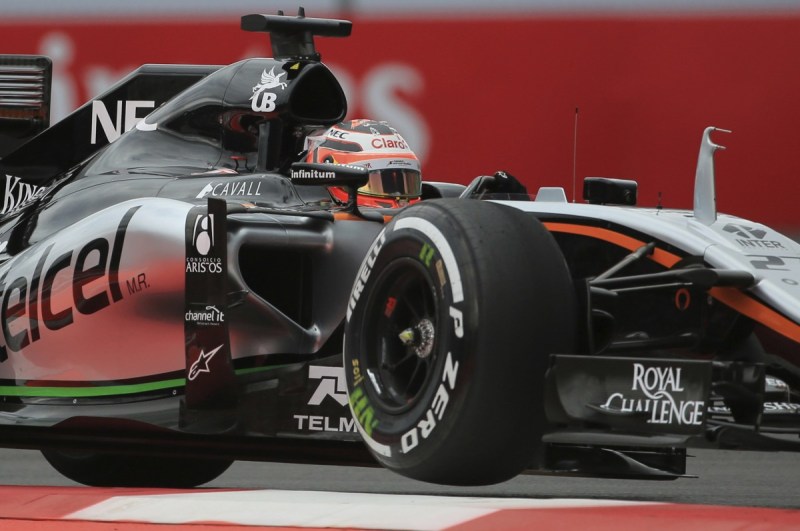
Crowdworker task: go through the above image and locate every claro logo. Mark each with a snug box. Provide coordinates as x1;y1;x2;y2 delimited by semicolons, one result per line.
0;206;140;361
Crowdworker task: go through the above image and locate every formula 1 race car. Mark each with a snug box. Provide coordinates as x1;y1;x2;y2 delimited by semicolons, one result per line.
0;10;798;488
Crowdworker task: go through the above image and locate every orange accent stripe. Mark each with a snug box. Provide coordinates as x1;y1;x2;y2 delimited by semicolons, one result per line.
711;287;800;344
333;212;392;223
544;221;800;344
543;222;681;267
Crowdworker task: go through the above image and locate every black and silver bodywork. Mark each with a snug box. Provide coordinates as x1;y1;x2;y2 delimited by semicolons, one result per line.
0;11;798;487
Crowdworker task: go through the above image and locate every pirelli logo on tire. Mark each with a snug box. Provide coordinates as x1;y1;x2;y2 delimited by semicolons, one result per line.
344;210;466;460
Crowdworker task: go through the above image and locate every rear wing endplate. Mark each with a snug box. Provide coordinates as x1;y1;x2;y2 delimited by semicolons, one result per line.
0;55;51;159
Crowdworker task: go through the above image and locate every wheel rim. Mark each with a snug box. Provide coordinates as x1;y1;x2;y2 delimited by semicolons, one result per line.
362;257;438;414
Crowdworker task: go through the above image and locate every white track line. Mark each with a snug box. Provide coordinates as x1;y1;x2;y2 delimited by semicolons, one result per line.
66;490;656;530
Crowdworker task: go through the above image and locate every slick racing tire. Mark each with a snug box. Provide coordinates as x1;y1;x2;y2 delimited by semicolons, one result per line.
344;199;577;485
42;450;233;487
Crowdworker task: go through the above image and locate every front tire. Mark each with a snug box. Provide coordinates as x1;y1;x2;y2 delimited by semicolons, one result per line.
344;199;576;485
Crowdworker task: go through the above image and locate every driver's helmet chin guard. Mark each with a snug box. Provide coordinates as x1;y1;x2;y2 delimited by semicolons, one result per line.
303;119;422;208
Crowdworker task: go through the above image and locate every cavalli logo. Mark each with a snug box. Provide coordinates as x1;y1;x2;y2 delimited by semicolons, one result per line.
600;363;704;426
0;206;140;361
196;181;263;199
250;67;286;113
1;175;46;215
188;344;223;380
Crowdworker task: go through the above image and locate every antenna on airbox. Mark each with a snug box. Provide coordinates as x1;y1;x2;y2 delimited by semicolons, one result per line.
241;7;352;61
572;107;579;203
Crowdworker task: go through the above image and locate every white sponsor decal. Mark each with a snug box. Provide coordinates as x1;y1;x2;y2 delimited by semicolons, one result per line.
308;366;349;407
711;402;800;415
185;257;222;274
1;175;46;215
294;366;353;433
185;305;224;325
764;402;800;412
766;376;789;390
186;213;222;274
250;67;286;113
291;169;336;180
196;181;262;199
191;213;214;256
293;415;357;433
601;363;704;426
90;99;156;144
188;344;223;380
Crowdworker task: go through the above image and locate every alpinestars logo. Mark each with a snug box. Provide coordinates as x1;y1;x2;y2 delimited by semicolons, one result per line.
250;67;286;113
308;366;348;406
188;344;223;380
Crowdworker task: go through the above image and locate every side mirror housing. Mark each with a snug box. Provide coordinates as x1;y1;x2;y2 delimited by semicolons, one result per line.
583;177;637;206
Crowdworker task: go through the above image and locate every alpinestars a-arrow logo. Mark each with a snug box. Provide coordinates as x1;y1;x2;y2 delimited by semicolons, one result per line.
188;344;223;380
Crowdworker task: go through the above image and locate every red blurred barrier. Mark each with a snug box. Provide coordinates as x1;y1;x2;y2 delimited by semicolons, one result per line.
0;15;798;231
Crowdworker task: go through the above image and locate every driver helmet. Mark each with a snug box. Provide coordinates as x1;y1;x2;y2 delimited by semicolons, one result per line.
304;119;422;208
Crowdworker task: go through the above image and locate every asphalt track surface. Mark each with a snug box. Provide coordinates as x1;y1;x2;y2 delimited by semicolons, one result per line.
0;447;797;509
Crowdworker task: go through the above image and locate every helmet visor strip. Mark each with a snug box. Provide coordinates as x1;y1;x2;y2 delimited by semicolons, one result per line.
359;169;421;198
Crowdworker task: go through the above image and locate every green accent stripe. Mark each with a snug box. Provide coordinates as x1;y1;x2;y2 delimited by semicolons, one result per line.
0;365;285;398
0;377;186;398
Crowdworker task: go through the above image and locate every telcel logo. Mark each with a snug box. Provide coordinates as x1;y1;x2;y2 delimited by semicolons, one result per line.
0;206;139;360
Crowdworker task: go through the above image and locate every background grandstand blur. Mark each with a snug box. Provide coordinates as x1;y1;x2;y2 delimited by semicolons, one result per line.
1;0;798;234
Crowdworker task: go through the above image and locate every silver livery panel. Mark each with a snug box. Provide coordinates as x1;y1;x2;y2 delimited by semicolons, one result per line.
0;198;191;382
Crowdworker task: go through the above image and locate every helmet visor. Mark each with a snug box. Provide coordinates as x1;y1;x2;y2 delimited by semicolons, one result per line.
359;169;422;198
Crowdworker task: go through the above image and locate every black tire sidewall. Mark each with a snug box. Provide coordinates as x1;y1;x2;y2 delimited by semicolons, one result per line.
345;199;577;484
345;209;472;472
